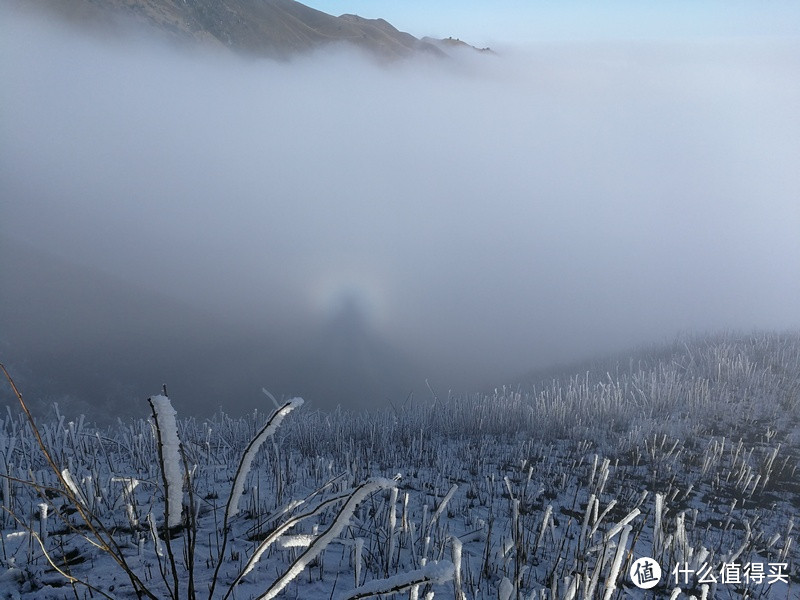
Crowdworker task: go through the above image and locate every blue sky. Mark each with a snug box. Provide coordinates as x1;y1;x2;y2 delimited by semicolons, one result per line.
301;1;800;47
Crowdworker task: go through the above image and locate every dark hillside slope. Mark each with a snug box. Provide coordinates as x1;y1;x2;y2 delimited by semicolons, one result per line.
14;0;448;60
0;238;424;419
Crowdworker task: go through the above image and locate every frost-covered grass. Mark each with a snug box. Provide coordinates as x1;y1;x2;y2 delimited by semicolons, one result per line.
0;331;798;599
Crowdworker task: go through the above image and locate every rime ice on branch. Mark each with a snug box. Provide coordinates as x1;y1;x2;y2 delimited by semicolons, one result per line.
338;560;455;600
228;397;304;520
148;393;184;528
257;477;397;600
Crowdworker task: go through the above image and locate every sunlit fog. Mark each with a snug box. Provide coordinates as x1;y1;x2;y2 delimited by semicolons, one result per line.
2;9;799;417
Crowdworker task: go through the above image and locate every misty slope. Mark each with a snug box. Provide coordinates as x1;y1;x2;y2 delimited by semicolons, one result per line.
0;238;424;419
0;236;268;417
14;0;458;60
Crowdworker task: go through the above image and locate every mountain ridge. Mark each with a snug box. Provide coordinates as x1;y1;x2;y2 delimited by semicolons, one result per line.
13;0;489;60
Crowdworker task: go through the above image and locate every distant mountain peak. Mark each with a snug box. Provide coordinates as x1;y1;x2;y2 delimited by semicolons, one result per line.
422;36;495;55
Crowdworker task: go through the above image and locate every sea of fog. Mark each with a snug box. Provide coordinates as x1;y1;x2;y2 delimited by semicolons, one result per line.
1;9;799;415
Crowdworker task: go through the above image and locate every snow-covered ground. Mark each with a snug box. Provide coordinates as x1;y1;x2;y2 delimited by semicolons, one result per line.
0;332;798;599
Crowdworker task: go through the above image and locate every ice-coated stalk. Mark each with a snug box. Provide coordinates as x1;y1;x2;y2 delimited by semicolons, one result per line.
148;394;183;528
338;561;454;600
602;524;631;600
354;537;364;587
387;486;398;572
451;536;463;600
255;477;395;600
228;397;304;520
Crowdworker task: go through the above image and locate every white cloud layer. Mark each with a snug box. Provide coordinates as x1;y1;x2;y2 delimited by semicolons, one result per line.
2;11;799;408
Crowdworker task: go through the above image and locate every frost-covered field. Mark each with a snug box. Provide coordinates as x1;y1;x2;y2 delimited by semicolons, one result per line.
1;332;798;599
